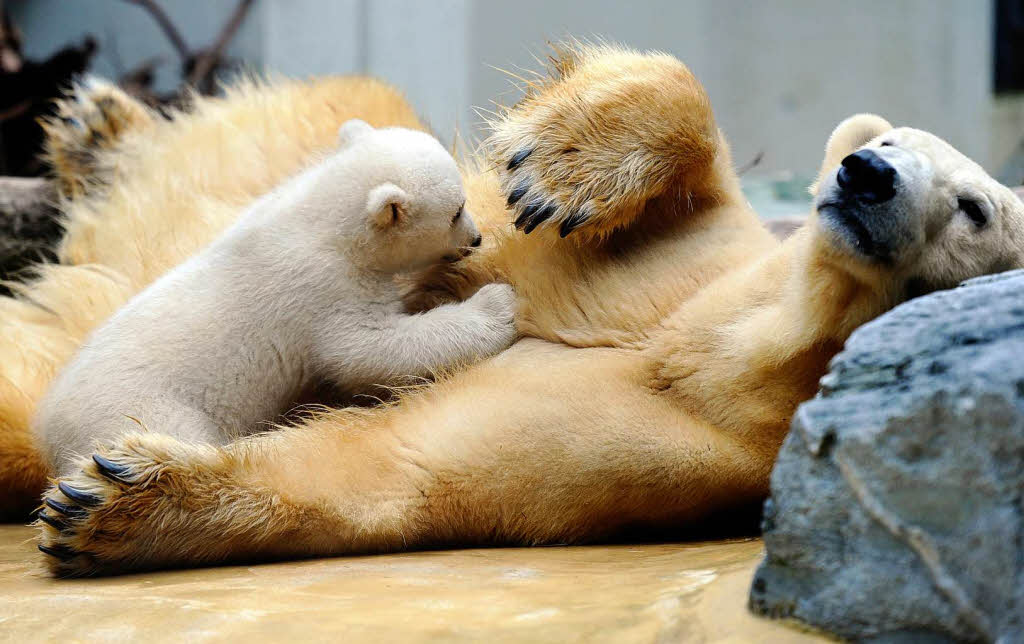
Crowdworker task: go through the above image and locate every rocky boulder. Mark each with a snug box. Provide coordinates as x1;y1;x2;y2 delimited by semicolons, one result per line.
749;270;1024;643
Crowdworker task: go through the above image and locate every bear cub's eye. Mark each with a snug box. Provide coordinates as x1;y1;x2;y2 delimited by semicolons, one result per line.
451;205;464;225
879;141;894;147
957;198;987;228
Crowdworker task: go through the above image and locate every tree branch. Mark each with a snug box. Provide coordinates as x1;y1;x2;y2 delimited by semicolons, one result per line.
187;0;254;90
123;0;189;62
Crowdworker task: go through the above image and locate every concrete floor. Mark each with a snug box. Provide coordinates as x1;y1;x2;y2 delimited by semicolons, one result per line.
0;525;822;642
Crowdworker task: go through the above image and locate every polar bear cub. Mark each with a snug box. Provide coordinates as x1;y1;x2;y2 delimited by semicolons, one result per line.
34;120;517;474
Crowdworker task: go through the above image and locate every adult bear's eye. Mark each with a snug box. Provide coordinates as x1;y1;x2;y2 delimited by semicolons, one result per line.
451;205;463;225
957;198;987;228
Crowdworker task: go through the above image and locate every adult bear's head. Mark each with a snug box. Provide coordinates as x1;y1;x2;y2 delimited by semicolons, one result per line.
810;114;1024;297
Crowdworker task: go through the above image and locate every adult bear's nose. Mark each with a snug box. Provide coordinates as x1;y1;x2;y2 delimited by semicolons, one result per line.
837;149;897;203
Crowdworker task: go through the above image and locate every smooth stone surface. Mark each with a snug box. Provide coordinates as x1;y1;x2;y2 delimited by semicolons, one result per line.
0;526;822;642
750;269;1024;643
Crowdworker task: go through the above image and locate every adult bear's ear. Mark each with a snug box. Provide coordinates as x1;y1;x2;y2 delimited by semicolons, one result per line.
338;119;373;148
809;113;893;195
367;183;410;230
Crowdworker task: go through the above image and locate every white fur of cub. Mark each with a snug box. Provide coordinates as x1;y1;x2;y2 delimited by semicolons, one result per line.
33;120;517;474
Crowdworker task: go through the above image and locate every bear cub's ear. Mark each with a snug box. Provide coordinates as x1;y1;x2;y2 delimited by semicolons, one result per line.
338;119;374;148
367;183;410;230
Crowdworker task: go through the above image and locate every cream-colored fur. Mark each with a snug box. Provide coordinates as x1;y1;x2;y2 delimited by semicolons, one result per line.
32;120;516;475
1;44;1020;575
0;77;428;517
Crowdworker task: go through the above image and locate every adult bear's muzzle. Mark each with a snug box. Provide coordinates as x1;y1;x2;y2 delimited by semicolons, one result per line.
813;141;930;266
837;149;898;204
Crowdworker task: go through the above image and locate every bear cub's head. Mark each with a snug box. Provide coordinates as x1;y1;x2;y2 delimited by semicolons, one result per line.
813;114;1024;295
331;119;482;273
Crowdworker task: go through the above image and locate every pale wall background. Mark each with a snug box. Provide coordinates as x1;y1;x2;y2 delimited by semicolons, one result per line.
11;0;1024;179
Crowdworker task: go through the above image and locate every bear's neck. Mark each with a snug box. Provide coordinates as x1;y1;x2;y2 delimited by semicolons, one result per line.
782;226;902;345
658;224;903;458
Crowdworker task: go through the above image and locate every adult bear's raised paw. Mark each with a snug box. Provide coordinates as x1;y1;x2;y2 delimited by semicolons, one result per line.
487;44;721;242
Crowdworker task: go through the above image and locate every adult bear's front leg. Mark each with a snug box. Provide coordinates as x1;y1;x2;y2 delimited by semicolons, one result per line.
488;44;725;241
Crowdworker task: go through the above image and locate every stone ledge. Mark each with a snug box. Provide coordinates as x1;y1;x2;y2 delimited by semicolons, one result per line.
750;269;1024;642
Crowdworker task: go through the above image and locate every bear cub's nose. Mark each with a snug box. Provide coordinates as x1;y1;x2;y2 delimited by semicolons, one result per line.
471;235;483;247
837;149;897;203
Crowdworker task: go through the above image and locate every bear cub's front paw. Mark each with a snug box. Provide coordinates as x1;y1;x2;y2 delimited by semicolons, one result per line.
468;283;518;349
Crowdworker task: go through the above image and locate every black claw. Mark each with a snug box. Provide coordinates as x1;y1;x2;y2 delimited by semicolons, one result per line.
559;211;590;238
507;148;532;171
514;202;542;230
507;183;529;206
60;115;84;130
57;481;101;507
92;454;132;482
38;544;77;561
37;512;68;531
523;204;557;234
45;498;86;519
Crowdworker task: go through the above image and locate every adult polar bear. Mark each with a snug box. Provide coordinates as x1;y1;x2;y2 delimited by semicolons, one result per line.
2;45;1020;575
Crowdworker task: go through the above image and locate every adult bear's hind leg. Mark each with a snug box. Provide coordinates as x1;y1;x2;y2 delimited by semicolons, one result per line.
37;341;769;576
36;416;432;576
488;44;728;241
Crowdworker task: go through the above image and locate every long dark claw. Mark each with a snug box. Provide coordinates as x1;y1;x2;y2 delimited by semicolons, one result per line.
515;202;542;230
60;115;84;130
523;204;557;234
93;454;132;482
560;211;590;238
507;183;529;206
507;148;532;171
37;512;68;531
45;498;86;519
57;481;101;507
38;544;77;560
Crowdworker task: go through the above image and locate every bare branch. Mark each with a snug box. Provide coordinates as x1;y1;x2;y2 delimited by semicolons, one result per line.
123;0;189;62
187;0;254;90
736;151;764;176
0;0;23;74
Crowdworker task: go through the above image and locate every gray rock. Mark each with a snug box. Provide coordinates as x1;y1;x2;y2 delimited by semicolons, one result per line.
749;269;1024;643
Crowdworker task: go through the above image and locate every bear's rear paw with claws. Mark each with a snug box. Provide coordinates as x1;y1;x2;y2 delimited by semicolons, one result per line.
42;77;153;198
37;455;145;577
35;434;223;577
